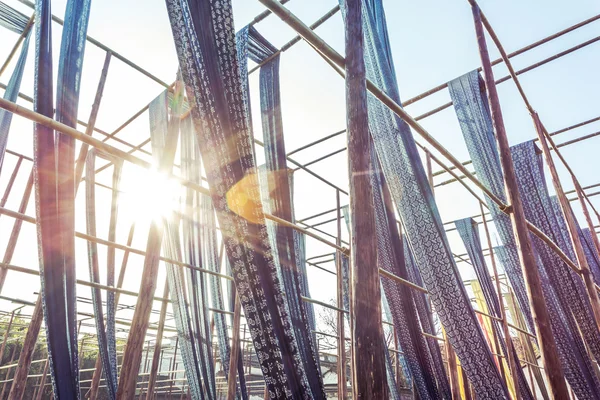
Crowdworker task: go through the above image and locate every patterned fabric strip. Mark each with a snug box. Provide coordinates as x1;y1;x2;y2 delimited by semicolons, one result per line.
455;218;534;400
34;0;91;397
165;0;312;397
337;1;509;397
244;25;325;400
447;70;535;334
371;151;446;400
0;1;28;33
0;29;31;173
149;91;212;399
510;140;600;398
84;150;121;399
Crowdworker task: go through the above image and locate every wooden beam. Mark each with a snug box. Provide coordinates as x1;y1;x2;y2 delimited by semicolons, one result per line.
227;295;242;400
146;281;170;397
344;0;387;397
8;296;43;400
470;5;569;398
335;189;347;399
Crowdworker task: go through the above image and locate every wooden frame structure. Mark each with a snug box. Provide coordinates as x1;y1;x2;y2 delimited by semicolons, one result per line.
0;0;600;398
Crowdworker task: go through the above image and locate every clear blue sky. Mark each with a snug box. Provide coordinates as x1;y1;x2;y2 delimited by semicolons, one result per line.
0;0;599;337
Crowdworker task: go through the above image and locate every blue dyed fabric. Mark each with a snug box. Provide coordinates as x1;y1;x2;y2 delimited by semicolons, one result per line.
33;0;91;397
166;0;316;397
510;141;600;398
0;29;31;173
338;2;508;397
455;218;534;400
0;1;29;33
243;25;325;400
448;70;534;334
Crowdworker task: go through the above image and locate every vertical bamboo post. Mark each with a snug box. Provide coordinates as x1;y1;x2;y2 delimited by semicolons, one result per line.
168;337;179;399
89;355;102;400
344;0;387;398
480;203;521;399
471;5;569;398
425;150;434;189
74;51;112;192
0;171;34;292
34;358;49;400
576;185;600;262
147;281;170;398
335;189;347;399
533;114;600;330
0;309;16;363
227;295;242;400
8;296;43;400
0;336;19;398
0;156;23;208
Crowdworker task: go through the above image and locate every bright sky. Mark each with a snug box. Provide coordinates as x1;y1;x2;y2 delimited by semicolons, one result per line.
1;0;600;342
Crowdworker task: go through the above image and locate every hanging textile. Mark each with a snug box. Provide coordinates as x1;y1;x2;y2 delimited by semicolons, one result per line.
336;1;508;396
33;0;91;397
550;195;600;285
0;27;31;173
510;140;600;396
149;90;213;399
84;150;121;399
455;218;534;400
448;70;534;333
0;1;28;33
244;25;325;399
166;1;314;397
449;70;600;399
371;150;446;400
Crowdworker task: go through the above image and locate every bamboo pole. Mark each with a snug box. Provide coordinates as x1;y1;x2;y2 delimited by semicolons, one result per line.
335;189;347;399
226;295;242;400
8;296;43;400
480;203;521;399
0;157;22;208
344;0;387;397
0;309;16;364
74;51;112;192
533;114;600;330
34;358;49;400
470;5;568;397
147;281;170;398
0;336;19;398
168;338;179;399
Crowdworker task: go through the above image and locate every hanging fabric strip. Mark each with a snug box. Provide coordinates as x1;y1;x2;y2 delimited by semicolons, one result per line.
449;70;600;399
550;195;600;285
510;140;600;397
371;149;445;400
448;70;535;334
455;218;534;400
149;90;209;399
336;1;508;396
245;25;325;399
0;1;28;33
34;0;90;397
84;150;121;399
0;29;31;173
165;1;312;395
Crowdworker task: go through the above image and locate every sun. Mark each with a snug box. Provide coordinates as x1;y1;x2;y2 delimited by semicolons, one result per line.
118;164;181;224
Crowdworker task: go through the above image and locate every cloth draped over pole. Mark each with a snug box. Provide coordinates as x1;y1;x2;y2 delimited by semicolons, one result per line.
336;0;509;396
449;70;600;399
455;218;534;400
448;70;535;334
149;89;216;400
510;140;600;397
33;0;91;397
243;25;325;399
0;16;32;173
550;195;600;285
0;1;28;33
165;0;318;397
371;150;448;400
84;150;122;399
